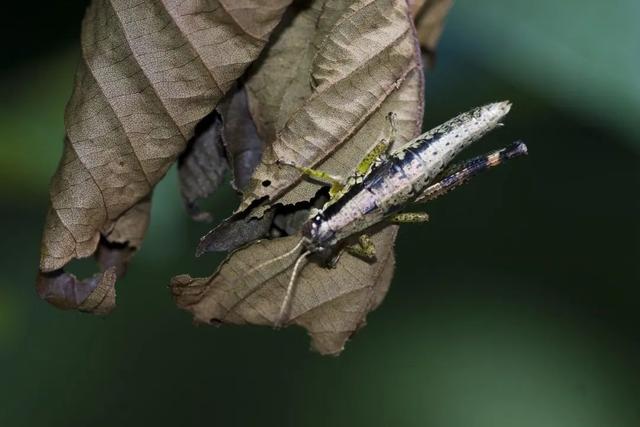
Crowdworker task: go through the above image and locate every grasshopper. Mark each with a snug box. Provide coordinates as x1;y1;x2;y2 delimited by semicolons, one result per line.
240;101;527;327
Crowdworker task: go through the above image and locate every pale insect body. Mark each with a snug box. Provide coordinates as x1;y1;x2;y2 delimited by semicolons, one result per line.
304;101;512;253
236;101;527;326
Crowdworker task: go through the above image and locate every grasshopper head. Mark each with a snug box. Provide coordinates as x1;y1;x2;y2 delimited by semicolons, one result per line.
301;212;335;252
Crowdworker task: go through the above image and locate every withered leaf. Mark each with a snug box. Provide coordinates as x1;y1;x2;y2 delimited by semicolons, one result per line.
178;84;266;221
178;113;227;222
240;0;424;213
196;210;275;255
39;0;453;353
409;0;453;65
37;196;152;314
37;267;117;316
196;193;326;255
217;85;265;191
173;226;398;355
174;0;425;354
38;0;292;311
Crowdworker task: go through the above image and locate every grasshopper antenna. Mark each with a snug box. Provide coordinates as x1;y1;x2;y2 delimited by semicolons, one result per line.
229;238;305;288
218;238;307;324
275;250;311;328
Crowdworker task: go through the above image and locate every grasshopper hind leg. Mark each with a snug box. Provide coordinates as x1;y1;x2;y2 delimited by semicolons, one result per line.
277;160;346;199
415;141;528;203
389;212;430;223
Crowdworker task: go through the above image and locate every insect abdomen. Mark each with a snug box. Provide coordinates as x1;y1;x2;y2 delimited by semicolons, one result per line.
321;101;512;244
399;101;513;191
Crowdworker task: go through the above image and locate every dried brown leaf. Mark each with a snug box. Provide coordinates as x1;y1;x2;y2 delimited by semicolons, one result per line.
174;0;424;354
178;84;266;222
196;210;275;255
240;0;424;213
173;226;397;355
38;0;292;310
217;85;265;191
409;0;453;65
37;267;117;315
178;114;227;222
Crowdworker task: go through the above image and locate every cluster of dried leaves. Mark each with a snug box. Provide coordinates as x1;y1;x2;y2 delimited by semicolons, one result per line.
37;0;452;355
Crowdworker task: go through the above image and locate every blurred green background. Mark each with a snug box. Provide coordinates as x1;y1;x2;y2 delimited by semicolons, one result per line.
1;1;638;426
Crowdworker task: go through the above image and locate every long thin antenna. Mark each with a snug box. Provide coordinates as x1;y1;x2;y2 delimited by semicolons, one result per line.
220;238;306;323
231;238;305;288
275;250;310;328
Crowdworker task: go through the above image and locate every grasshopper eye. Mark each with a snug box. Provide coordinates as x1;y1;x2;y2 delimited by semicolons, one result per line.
309;213;325;234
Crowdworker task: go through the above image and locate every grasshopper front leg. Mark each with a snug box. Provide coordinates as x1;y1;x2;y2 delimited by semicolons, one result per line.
342;213;429;268
277;160;346;199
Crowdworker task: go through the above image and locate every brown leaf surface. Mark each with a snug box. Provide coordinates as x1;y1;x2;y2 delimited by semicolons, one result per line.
38;0;292;309
178;84;266;222
196;210;275;255
410;0;453;64
239;0;424;213
37;267;117;315
217;85;265;191
173;226;398;355
178;114;227;222
174;0;424;354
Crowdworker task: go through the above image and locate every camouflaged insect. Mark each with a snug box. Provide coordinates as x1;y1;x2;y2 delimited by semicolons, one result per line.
238;101;528;326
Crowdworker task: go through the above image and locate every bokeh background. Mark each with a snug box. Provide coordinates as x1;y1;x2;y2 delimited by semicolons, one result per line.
1;1;638;426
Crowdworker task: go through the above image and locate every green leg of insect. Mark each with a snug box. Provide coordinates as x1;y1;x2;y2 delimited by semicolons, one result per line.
279;113;397;201
330;112;398;202
389;212;430;223
280;116;397;200
277;161;345;196
355;112;398;176
346;234;377;260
